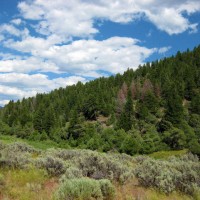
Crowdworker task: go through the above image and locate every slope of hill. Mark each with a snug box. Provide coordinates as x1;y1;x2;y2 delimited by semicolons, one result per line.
0;140;199;200
0;45;200;156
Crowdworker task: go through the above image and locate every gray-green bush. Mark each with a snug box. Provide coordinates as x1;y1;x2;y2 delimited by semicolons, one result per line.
60;167;83;181
135;154;200;195
46;149;134;183
36;156;66;176
54;178;115;200
0;142;34;169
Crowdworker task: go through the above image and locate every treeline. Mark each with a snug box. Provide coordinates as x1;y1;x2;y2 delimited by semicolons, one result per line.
0;45;200;155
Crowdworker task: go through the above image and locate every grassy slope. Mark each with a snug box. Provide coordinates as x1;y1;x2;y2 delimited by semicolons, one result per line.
0;135;195;200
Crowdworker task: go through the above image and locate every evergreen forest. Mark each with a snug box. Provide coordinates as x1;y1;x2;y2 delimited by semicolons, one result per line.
0;45;200;156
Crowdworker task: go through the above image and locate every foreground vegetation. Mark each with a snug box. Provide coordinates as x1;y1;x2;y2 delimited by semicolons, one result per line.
0;140;199;200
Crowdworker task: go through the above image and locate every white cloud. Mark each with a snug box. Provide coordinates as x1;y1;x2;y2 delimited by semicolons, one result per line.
0;73;86;105
11;18;22;26
0;100;10;106
0;84;36;98
0;24;29;39
0;24;22;37
0;57;59;73
158;46;171;54
3;37;157;74
17;0;200;36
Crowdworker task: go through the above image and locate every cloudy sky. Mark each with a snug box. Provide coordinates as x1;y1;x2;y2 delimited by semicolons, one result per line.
0;0;200;106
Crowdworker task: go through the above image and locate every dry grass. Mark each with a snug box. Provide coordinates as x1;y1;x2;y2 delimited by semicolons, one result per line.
0;168;58;200
115;178;192;200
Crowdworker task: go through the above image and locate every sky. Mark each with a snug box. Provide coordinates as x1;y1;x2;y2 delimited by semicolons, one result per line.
0;0;200;106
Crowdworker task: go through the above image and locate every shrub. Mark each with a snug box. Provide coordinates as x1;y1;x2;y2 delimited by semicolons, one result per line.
0;141;6;151
6;142;38;153
36;156;66;176
54;178;115;200
99;179;116;200
0;143;32;169
54;178;103;200
54;149;134;183
135;158;177;193
0;173;5;187
60;167;83;181
135;155;200;195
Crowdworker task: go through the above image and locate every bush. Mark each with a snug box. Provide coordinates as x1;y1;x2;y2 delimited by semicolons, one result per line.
36;156;66;176
0;173;5;187
54;178;102;200
99;179;116;200
53;149;134;183
6;142;38;153
0;141;6;151
0;143;32;169
60;167;83;181
135;158;177;193
54;178;115;200
135;155;200;195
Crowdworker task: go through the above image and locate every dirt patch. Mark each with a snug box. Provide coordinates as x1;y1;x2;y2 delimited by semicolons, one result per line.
43;178;59;200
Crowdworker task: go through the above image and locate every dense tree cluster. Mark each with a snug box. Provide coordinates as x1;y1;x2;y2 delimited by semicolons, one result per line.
0;45;200;155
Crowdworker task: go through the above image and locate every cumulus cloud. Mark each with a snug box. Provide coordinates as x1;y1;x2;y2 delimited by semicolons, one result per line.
1;37;157;74
17;0;200;36
0;57;59;73
0;73;86;106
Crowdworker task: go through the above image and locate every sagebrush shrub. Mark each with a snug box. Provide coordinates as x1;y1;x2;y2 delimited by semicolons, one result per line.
0;144;32;169
0;173;5;187
98;179;116;200
135;154;200;195
60;167;83;181
54;178;103;200
36;156;66;176
0;141;6;151
50;149;134;183
7;142;38;153
54;178;115;200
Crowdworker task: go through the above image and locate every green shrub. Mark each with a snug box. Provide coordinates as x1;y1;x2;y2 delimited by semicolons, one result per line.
99;179;116;200
54;178;103;200
54;178;115;200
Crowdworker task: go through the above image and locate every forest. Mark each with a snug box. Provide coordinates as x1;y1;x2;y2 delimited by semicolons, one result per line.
0;45;200;156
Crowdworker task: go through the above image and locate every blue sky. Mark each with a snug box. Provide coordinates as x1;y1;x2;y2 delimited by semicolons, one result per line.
0;0;200;106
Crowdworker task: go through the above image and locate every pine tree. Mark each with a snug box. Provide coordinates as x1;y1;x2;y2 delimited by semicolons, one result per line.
118;90;134;131
165;87;184;125
191;93;200;115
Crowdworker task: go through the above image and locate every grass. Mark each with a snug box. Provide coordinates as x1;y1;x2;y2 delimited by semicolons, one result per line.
115;179;192;200
0;134;59;150
149;149;188;159
0;167;57;200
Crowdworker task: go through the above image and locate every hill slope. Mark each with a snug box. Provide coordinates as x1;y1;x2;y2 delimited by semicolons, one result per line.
0;45;200;155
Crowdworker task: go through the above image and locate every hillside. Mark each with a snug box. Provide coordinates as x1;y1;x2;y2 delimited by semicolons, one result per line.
0;45;200;156
0;140;199;200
